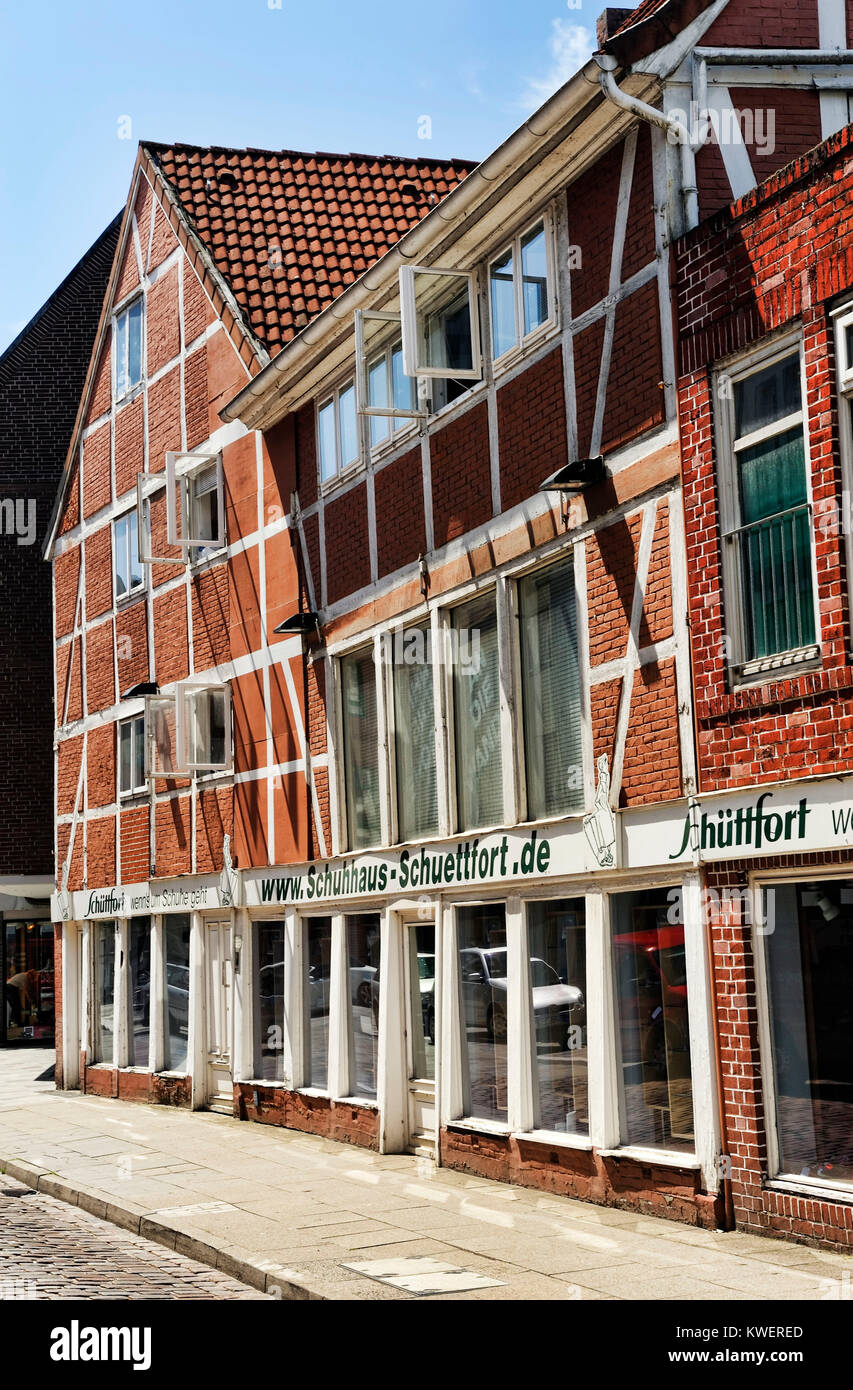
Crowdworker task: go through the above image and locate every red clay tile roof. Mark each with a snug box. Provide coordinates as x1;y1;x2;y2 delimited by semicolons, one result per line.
604;0;721;56
145;144;477;355
609;0;669;35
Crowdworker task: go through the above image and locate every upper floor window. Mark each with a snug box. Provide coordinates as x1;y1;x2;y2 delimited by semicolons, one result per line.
390;624;438;842
185;460;223;562
518;556;583;821
451;592;503;832
318;381;358;483
718;344;816;678
114;511;143;601
340;648;381;849
114;298;143;400
366;340;417;450
118;714;146;797
400;266;481;416
489;219;551;361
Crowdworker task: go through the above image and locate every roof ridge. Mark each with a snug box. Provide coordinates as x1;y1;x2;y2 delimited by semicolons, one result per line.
144;140;478;168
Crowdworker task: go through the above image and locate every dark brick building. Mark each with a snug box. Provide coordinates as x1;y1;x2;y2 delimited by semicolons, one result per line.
0;214;120;1045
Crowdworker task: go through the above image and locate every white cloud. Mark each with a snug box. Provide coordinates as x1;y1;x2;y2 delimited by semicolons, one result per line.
519;15;595;112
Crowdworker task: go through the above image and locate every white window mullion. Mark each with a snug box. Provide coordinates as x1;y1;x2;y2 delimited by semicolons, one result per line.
586;890;620;1149
439;903;464;1125
682;874;721;1191
149;916;165;1074
327;913;350;1099
507;896;535;1133
497;574;518;827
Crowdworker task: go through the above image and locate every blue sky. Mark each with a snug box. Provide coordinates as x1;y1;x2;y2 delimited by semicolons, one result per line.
0;0;597;353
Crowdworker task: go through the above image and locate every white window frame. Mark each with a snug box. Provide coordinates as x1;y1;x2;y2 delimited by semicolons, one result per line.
145;693;187;780
832;300;853;662
176;680;232;773
336;642;386;853
317;379;360;488
382;619;441;846
144;681;232;779
752;867;853;1201
118;713;147;798
113;509;145;604
354;310;424;458
113;295;144;402
399;264;482;383
136;475;181;567
488;212;557;368
442;585;508;836
714;334;820;683
165;452;225;557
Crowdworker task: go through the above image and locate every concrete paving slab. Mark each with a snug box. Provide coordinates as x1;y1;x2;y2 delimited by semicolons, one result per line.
3;1048;852;1301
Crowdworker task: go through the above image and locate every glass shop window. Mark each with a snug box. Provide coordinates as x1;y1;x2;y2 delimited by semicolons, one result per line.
2;921;55;1044
93;922;116;1065
304;917;333;1091
254;920;285;1082
457;903;508;1125
347;913;381;1100
526;899;588;1136
763;879;853;1187
164;914;190;1073
610;888;694;1152
128;917;151;1068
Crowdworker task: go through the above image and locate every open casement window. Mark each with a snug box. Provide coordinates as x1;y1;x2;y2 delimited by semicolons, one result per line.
176;681;231;772
166;453;225;558
399;266;482;387
354;310;425;441
718;345;818;678
145;695;187;779
136;475;186;567
145;682;232;779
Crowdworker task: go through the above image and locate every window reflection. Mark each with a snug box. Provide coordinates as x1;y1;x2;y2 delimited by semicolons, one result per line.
611;889;694;1151
347;914;380;1100
164;915;190;1072
458;904;508;1124
527;900;588;1135
305;917;333;1090
765;880;853;1186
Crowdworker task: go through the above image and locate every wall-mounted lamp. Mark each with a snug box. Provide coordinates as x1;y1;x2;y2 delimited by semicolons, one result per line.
122;681;159;698
273;611;320;637
540;456;607;494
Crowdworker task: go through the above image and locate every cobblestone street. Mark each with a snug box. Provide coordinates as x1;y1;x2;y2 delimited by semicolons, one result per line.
0;1181;267;1300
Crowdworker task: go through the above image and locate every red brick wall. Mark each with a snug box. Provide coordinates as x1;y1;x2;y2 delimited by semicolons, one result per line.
374;446;426;578
430;401;492;547
705;856;853;1252
325;481;371;603
703;0;819;47
234;1083;380;1149
677;126;853;795
440;1128;719;1227
497;347;568;511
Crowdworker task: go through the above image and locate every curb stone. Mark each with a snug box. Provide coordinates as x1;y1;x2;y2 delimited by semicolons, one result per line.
1;1156;330;1299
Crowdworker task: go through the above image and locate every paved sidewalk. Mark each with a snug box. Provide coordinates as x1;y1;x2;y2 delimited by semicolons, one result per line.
1;1049;852;1301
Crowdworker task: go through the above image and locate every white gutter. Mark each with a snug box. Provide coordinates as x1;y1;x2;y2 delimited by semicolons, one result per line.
223;58;608;429
595;53;699;230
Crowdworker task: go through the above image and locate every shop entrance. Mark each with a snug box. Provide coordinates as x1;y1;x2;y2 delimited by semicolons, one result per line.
204;920;233;1112
403;916;436;1157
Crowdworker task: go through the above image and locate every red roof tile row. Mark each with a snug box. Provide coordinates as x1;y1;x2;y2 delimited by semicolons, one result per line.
145;144;477;354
